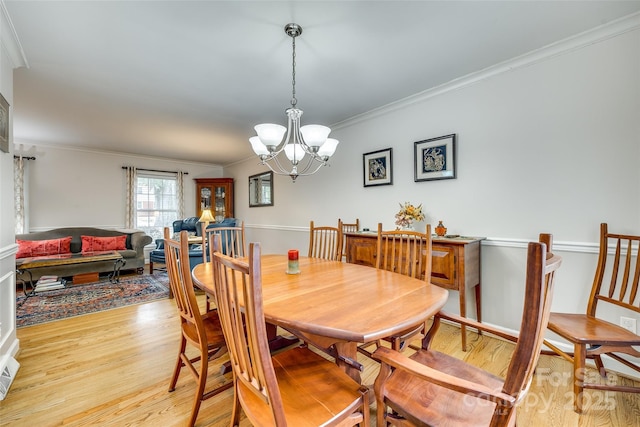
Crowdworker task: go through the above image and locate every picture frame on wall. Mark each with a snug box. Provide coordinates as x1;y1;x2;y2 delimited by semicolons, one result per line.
414;134;456;182
363;148;393;187
0;92;9;153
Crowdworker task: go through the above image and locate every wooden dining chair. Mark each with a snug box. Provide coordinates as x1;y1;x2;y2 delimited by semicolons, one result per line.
340;218;360;259
210;237;370;426
201;221;246;311
372;234;562;427
308;220;343;261
163;228;232;427
358;223;432;357
543;223;640;413
201;220;246;261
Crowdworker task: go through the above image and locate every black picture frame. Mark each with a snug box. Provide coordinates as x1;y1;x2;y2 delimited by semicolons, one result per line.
0;92;9;153
363;148;393;187
414;134;456;182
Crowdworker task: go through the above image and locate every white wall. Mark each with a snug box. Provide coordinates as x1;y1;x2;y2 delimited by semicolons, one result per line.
225;16;640;376
12;143;225;231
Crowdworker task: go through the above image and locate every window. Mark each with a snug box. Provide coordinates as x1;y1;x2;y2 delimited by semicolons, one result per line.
135;172;178;241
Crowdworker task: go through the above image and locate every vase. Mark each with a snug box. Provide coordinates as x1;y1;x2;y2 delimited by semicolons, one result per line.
435;221;447;237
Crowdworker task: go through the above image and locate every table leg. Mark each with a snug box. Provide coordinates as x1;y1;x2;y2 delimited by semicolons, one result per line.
334;342;361;384
265;322;299;351
109;258;126;284
16;269;35;307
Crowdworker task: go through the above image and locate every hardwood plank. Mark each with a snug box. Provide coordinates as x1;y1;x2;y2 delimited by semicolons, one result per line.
2;293;639;426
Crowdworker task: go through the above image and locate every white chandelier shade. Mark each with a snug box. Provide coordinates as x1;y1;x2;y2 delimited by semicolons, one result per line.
249;23;340;182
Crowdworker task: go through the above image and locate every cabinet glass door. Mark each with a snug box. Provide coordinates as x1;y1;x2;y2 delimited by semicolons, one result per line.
213;185;226;222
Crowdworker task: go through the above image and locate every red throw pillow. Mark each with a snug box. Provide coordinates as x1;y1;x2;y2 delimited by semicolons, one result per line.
16;237;72;259
81;235;127;253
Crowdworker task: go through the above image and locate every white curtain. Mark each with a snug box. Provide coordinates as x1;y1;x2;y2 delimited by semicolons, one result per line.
177;171;185;219
124;166;137;229
14;157;26;234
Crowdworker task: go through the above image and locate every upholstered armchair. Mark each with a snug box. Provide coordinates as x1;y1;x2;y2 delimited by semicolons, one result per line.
149;218;237;273
172;217;203;236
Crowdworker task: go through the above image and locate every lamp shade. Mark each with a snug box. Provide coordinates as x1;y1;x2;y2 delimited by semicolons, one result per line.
198;209;215;224
255;124;287;147
284;143;306;163
317;138;339;158
249;136;269;156
300;124;331;147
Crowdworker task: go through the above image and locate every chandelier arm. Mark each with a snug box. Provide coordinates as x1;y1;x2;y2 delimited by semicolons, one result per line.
259;155;298;178
272;152;298;174
295;154;326;175
294;158;328;177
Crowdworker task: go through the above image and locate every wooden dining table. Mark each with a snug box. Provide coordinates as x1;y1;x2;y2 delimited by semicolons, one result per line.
191;254;449;383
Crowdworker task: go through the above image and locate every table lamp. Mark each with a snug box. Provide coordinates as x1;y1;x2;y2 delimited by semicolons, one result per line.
198;208;215;233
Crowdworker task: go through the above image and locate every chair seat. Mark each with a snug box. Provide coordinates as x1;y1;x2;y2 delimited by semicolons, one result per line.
548;313;640;345
382;349;507;427
237;346;365;426
182;311;227;348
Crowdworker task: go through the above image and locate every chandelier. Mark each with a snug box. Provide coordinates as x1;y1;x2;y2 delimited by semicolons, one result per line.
249;23;339;182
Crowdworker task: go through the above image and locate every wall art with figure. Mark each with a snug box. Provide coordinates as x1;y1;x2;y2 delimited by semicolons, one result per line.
414;134;456;182
363;148;393;187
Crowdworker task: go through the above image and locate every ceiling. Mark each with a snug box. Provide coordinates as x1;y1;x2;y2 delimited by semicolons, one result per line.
6;1;640;165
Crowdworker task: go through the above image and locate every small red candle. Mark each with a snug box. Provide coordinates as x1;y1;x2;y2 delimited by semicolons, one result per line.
287;249;300;274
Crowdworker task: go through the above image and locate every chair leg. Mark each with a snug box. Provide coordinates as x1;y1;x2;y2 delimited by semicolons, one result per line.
594;354;607;378
230;382;242;427
169;337;187;392
574;344;586;413
149;261;154;274
187;349;208;427
375;363;391;427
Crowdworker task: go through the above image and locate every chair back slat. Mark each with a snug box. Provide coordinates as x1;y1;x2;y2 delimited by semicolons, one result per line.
502;238;562;401
163;228;206;340
376;223;432;281
308;220;343;261
340;218;359;234
340;218;360;259
203;221;246;262
631;245;640;304
590;224;640;315
211;238;286;425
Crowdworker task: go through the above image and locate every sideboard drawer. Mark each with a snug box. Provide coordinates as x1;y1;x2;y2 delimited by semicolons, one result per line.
345;235;377;266
431;244;456;290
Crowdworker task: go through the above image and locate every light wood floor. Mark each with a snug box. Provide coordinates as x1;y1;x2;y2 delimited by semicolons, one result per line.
2;294;640;426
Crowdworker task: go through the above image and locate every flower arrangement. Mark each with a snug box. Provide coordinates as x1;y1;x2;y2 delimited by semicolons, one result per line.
395;202;425;230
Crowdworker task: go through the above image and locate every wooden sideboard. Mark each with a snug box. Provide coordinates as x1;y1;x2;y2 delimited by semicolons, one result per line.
344;232;484;351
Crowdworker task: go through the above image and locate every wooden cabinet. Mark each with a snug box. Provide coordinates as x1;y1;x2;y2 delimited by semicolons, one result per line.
344;232;484;351
194;178;234;221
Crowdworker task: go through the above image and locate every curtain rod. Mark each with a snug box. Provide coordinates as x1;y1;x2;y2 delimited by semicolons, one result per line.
14;155;36;160
121;166;188;175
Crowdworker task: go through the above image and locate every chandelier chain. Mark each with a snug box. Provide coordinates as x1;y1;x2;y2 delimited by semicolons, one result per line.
291;35;297;107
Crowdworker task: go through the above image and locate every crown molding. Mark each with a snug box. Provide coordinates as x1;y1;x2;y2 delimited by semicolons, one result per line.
0;1;28;69
333;11;640;130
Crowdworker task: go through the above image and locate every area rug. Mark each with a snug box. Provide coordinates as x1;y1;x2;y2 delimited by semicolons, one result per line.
16;274;170;328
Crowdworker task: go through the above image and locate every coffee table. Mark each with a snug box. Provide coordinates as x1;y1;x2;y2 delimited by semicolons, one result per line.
16;250;125;302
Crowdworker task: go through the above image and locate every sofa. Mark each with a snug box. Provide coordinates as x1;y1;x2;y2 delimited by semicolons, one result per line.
15;227;153;281
149;217;237;273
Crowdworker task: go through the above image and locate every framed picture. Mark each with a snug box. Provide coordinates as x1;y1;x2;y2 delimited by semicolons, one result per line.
0;92;9;153
363;148;393;187
414;134;456;182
